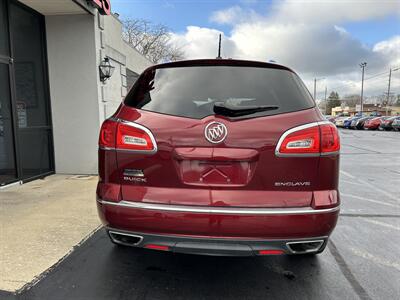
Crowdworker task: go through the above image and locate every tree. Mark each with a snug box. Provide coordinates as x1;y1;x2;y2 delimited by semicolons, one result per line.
122;18;184;63
317;100;326;114
378;93;397;107
395;94;400;106
343;94;361;107
326;91;341;114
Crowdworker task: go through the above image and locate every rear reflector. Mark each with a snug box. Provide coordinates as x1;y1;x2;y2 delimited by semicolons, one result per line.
258;249;284;255
144;244;170;251
99;118;156;152
312;190;339;209
277;122;340;156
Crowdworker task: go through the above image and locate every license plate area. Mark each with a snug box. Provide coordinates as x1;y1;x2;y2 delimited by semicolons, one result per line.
176;160;256;187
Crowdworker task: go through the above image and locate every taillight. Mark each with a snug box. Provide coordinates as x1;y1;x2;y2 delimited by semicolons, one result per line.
99;119;157;152
116;122;155;151
320;123;340;153
276;122;340;156
99;119;117;148
278;126;320;154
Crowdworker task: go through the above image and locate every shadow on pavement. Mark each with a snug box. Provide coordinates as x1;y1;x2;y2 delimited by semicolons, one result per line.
2;229;356;300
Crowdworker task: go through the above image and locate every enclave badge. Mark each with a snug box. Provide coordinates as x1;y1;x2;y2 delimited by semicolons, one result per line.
204;121;228;144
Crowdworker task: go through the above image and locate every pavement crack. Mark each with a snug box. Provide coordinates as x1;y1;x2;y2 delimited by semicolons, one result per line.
341;144;380;154
328;240;372;300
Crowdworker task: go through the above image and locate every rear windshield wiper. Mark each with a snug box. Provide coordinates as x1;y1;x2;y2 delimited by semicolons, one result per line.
213;102;279;117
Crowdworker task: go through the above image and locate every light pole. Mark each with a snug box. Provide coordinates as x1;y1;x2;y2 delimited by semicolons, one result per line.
313;77;325;100
324;86;328;115
384;67;399;115
359;62;367;114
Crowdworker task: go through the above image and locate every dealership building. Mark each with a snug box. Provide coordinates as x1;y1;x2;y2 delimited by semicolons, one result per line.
0;0;151;186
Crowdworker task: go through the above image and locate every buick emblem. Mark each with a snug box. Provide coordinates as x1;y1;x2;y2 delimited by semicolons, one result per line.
204;122;228;144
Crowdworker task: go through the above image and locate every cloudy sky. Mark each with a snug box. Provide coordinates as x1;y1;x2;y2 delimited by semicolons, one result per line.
112;0;399;99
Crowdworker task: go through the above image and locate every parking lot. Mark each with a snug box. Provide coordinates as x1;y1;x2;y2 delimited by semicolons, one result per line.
1;129;399;300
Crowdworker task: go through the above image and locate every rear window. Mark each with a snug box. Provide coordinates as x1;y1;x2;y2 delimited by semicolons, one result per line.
124;66;315;119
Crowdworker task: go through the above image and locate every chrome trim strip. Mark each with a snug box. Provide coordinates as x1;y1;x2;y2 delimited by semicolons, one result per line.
98;199;340;215
99;146;115;151
286;239;325;254
108;230;143;246
123;169;145;177
275;121;340;157
99;118;158;154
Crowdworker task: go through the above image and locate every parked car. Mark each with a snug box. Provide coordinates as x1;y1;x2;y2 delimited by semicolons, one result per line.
343;118;353;129
392;117;400;131
353;116;372;130
346;116;364;129
335;116;351;128
349;116;363;129
364;117;389;130
343;116;364;129
97;59;340;256
380;116;400;131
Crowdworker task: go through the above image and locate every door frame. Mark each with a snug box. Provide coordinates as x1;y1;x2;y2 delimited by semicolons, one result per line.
0;0;20;186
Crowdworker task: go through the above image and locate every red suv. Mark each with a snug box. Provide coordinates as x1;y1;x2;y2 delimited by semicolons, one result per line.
97;59;340;256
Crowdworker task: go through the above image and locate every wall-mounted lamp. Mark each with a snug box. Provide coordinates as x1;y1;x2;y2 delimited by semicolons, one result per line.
99;57;115;82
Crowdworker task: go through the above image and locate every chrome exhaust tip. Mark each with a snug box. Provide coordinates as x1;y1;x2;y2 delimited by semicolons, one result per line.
286;240;325;254
108;231;143;246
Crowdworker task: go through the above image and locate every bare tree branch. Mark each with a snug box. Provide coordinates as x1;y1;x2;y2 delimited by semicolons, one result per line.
122;18;185;63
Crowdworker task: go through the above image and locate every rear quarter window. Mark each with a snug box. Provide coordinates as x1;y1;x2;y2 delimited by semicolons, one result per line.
124;65;315;119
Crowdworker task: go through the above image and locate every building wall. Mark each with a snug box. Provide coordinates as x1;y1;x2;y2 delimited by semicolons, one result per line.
46;14;100;174
45;11;151;175
97;13;151;119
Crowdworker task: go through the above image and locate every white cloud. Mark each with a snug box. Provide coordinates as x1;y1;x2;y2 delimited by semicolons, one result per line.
171;0;400;98
229;22;393;75
170;26;237;59
271;0;400;24
209;6;259;25
373;35;400;66
210;6;242;24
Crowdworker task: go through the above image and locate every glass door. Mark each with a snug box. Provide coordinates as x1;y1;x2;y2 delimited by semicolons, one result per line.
9;1;54;181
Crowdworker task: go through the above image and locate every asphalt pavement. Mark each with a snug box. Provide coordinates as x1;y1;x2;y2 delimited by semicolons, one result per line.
1;129;399;300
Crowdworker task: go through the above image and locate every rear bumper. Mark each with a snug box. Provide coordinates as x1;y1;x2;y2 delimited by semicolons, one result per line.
97;198;339;241
106;228;328;256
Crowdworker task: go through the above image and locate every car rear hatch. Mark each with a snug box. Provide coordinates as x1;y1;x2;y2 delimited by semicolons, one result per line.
100;61;338;209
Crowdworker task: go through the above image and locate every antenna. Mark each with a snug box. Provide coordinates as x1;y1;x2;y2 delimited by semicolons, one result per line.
216;34;222;59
